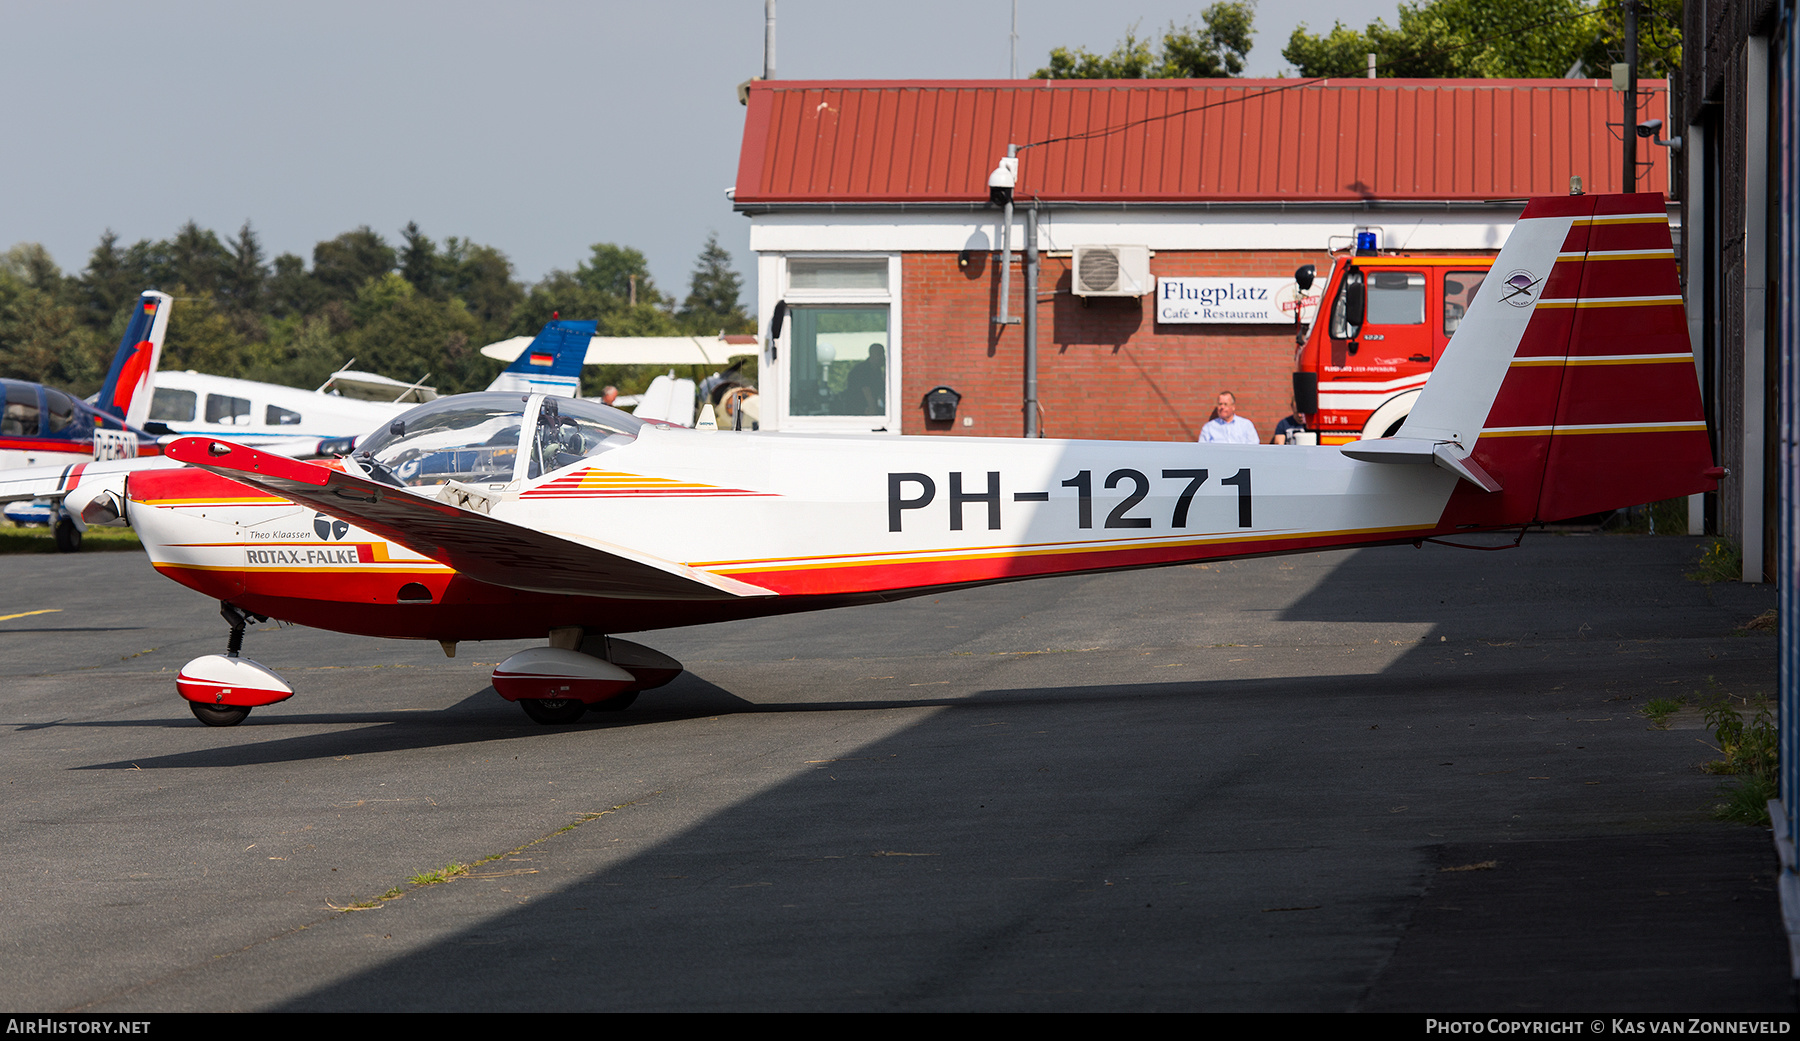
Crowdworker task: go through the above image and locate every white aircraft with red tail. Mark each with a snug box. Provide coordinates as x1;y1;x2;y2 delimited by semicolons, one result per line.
62;193;1721;726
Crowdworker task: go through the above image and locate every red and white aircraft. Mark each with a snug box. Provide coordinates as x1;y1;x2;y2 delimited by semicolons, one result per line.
60;193;1720;726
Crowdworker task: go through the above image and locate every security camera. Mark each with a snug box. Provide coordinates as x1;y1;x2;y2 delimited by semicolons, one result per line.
1636;118;1682;150
988;156;1017;207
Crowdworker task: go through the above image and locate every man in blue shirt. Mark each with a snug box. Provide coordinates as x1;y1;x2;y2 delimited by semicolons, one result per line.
1199;391;1259;443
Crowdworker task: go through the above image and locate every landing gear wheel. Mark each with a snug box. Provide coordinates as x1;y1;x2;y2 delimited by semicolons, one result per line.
519;698;586;725
53;518;81;553
190;702;251;727
588;690;639;712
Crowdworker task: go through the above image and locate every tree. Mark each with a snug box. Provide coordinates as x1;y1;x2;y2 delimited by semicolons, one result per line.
399;221;441;297
312;227;395;303
266;253;322;318
166;221;232;296
678;233;753;335
76;231;138;328
576;243;663;306
157;291;248;380
0;265;100;390
1158;2;1255;77
221;221;267;317
2;243;62;293
439;238;523;330
343;274;488;393
241;314;345;390
1284;0;1681;80
1036;3;1255;79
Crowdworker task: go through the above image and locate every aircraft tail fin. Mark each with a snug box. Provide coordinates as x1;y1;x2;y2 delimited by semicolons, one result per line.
1386;192;1717;525
486;319;592;397
94;291;173;428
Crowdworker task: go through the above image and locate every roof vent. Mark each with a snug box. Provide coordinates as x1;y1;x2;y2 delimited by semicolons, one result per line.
1072;246;1150;297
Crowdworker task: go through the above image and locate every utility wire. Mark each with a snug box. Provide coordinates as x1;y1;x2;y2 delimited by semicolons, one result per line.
1016;0;1659;156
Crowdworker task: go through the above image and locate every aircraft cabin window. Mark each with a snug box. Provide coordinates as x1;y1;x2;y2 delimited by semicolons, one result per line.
267;405;302;426
44;389;77;434
206;394;251;425
2;384;40;437
150;388;196;423
355;393;643;488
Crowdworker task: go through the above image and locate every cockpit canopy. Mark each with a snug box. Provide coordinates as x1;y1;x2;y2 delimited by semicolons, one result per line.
354;393;643;488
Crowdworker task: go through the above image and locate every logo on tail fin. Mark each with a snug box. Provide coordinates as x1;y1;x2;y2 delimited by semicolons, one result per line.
1500;271;1541;306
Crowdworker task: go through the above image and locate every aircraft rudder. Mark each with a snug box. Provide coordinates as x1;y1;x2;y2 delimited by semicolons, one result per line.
95;291;173;427
1534;194;1716;520
486;318;592;397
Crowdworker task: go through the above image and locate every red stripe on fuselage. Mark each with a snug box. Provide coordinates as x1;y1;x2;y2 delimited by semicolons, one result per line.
151;517;1507;642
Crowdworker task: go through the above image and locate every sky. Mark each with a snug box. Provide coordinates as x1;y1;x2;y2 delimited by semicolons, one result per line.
0;1;1404;307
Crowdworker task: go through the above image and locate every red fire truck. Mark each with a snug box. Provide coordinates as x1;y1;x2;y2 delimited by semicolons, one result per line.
1291;250;1497;445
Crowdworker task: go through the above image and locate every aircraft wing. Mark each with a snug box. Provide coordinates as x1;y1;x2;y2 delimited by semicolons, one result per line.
0;435;359;509
162;437;773;602
0;457;183;505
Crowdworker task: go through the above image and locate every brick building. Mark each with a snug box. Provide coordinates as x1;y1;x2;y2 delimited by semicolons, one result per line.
731;78;1670;441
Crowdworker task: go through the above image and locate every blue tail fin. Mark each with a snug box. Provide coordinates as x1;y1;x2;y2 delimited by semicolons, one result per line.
94;291;173;426
486;319;592;397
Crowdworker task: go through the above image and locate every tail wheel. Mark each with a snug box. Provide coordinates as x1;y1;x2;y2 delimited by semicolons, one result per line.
519;698;586;725
190;702;251;727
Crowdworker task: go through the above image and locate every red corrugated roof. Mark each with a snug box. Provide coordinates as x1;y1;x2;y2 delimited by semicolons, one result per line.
734;79;1668;205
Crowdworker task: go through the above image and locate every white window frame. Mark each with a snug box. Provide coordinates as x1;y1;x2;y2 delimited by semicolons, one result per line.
771;253;901;433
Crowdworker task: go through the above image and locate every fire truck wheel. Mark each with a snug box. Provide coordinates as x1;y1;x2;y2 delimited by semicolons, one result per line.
519;698;586;725
190;702;251;727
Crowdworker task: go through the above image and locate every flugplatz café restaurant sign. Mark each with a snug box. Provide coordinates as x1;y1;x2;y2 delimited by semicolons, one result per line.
1155;276;1319;326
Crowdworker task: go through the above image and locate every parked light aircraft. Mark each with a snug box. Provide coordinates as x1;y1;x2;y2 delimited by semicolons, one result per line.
145;370;416;449
142;318;590;446
0;292;175;547
2;290;169;469
0;315;596;543
53;194;1720;727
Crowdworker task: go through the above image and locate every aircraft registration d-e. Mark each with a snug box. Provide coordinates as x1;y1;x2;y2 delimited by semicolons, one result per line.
59;193;1721;726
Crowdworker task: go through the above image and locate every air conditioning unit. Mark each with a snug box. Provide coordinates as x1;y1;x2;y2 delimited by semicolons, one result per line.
1071;245;1151;298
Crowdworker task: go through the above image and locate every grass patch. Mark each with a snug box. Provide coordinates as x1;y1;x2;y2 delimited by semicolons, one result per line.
1640;696;1685;730
1686;537;1742;584
407;862;468;886
335;805;632;917
1715;774;1778;825
0;521;142;554
1739;609;1778;633
1701;686;1778;826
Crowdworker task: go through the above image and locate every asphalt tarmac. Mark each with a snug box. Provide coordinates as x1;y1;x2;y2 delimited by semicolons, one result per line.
0;533;1785;1012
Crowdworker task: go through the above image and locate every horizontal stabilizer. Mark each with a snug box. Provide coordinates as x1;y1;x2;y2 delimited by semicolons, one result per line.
1340;437;1502;493
162;437;775;602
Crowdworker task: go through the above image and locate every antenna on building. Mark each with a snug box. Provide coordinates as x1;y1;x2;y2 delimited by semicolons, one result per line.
765;0;777;80
1011;0;1018;78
